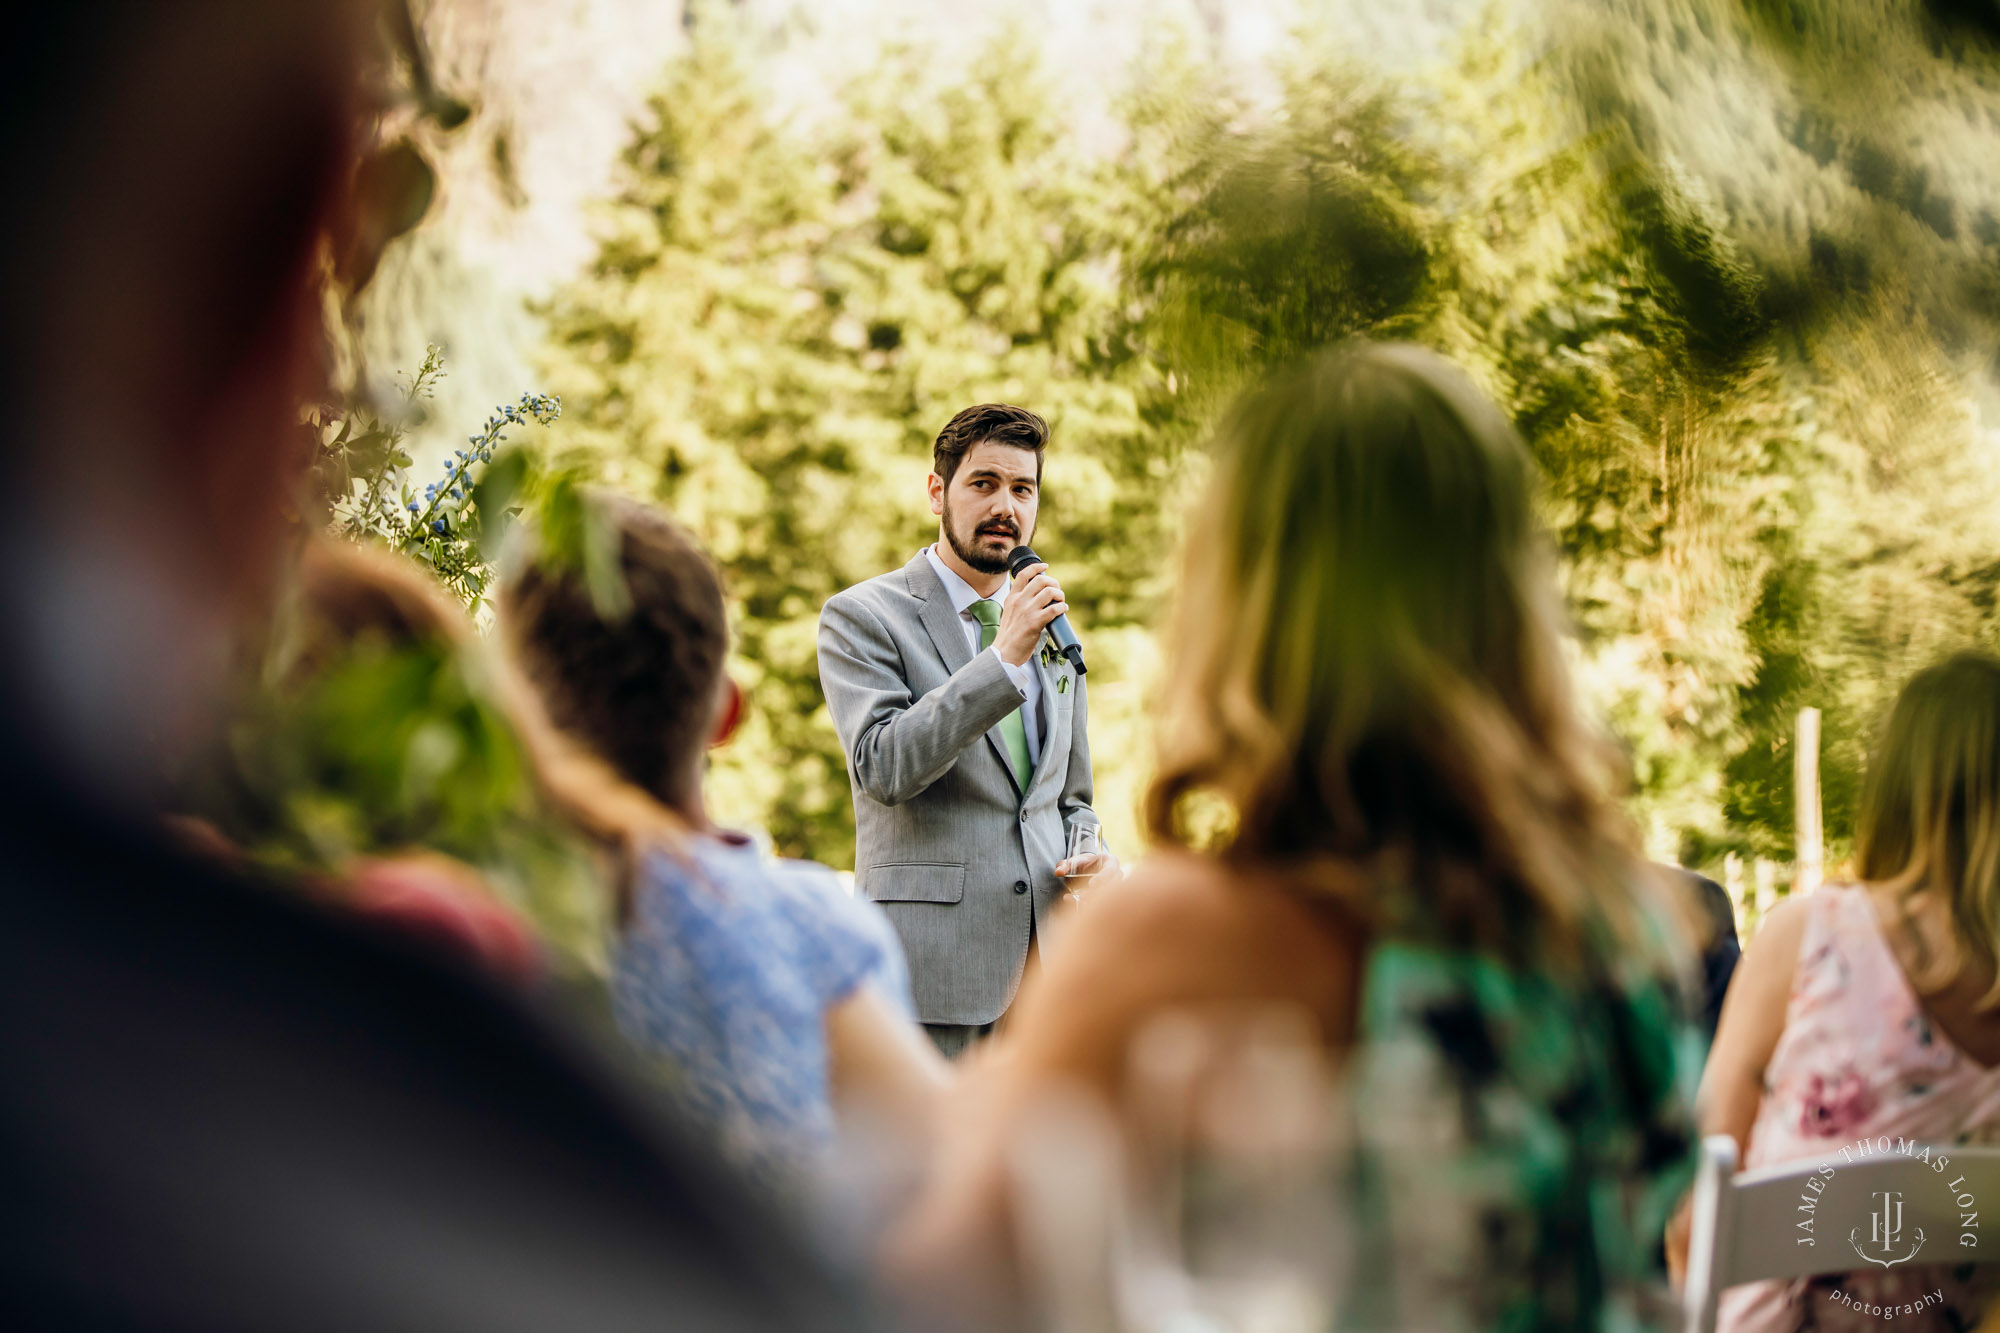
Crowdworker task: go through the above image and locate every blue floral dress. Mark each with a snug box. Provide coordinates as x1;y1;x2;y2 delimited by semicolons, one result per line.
611;832;913;1199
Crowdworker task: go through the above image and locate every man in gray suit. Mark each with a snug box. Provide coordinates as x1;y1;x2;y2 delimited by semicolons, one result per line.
818;404;1117;1057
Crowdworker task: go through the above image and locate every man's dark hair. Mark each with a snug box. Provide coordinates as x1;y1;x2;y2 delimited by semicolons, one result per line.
504;497;729;808
932;403;1049;487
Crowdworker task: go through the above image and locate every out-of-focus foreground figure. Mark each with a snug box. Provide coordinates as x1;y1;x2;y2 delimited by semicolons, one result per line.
0;5;870;1328
186;538;558;985
894;343;1702;1331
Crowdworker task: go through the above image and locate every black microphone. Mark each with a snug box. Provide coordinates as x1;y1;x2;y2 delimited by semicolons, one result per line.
1006;544;1086;676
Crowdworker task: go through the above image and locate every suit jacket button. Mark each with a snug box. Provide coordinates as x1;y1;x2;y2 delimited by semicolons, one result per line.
1013;880;1029;895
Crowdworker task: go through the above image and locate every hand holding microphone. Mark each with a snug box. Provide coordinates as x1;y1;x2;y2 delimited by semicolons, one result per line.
999;545;1087;675
991;557;1067;667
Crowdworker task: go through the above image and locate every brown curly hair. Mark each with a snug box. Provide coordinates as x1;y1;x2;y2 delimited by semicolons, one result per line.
500;496;729;812
933;403;1048;486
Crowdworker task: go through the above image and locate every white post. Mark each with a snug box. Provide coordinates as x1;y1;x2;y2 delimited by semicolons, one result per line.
1723;852;1745;940
1754;857;1777;930
1795;707;1823;894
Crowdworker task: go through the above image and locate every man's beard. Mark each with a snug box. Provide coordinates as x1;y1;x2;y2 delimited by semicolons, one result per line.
942;497;1025;576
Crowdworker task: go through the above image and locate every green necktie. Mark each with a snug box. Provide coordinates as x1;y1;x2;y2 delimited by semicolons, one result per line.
969;598;1034;787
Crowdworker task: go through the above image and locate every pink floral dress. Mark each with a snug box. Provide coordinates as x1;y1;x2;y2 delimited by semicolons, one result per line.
1720;886;2000;1333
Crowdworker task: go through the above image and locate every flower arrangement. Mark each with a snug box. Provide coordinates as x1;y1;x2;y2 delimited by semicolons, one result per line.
306;346;560;609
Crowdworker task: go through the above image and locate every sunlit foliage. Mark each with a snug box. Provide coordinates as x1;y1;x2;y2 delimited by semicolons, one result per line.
542;10;1174;862
306;346;563;610
541;2;2000;873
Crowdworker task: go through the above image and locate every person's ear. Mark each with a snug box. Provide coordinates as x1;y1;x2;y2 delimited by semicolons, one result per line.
928;471;945;518
709;677;745;749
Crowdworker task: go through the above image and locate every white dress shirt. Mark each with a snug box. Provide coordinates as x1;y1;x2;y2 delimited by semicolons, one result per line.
923;544;1044;762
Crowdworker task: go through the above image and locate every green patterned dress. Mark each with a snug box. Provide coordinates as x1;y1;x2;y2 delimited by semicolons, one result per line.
1339;932;1704;1332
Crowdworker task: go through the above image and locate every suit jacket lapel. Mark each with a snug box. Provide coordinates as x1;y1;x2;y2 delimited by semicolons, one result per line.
1028;641;1064;788
905;550;1025;796
906;551;973;675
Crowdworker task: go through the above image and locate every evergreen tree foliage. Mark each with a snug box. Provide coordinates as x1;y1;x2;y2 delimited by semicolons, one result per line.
1125;33;1791;855
542;11;1170;863
542;3;2000;874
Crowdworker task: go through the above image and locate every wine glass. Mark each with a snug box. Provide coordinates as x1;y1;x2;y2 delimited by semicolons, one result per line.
1063;824;1104;897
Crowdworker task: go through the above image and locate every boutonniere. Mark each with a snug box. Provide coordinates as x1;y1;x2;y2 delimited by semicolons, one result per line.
1040;640;1072;688
1039;638;1072;692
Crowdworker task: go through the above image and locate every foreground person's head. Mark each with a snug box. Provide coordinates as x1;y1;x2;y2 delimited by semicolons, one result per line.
201;539;553;981
0;3;367;796
1149;343;1647;960
1857;652;2000;992
502;496;737;821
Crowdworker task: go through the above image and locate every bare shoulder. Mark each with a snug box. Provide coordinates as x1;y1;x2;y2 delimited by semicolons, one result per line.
1743;890;1814;966
1722;888;1816;1014
1705;888;1816;1090
1060;853;1355;974
1005;853;1364;1088
1070;851;1257;942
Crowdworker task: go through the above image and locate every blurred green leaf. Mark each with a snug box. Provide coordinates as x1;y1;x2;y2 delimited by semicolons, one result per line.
344;429;395;474
336;140;437;293
188;636;610;975
471;447;530;562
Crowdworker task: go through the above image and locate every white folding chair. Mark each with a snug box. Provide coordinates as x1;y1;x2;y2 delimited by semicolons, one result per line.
1682;1134;2000;1333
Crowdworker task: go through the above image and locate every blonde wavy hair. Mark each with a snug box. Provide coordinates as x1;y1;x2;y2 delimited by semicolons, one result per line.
1147;343;1655;963
1856;652;2000;1005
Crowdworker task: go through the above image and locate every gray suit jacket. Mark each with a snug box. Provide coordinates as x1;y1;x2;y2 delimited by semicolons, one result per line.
816;550;1098;1026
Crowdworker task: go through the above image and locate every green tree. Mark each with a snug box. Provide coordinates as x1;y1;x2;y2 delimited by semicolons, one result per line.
1721;303;2000;862
541;1;2000;878
541;11;1174;863
1125;27;1791;856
